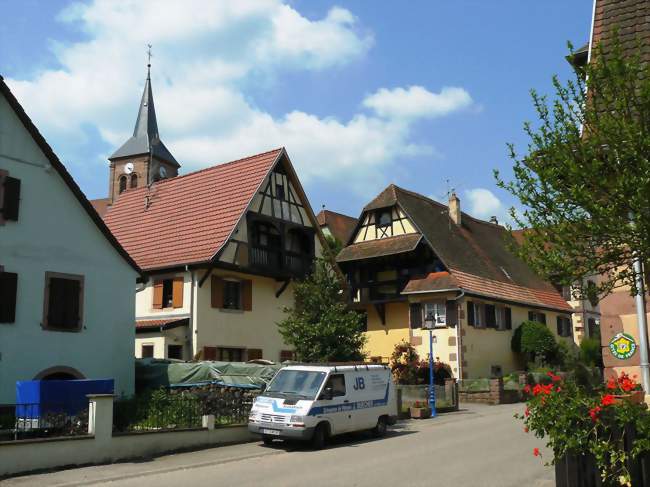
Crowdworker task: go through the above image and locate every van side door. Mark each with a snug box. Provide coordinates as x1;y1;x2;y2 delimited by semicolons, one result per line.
318;373;353;434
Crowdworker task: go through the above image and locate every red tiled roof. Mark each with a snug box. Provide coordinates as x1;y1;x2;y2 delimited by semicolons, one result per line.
316;209;357;244
403;270;571;312
104;148;283;270
90;198;111;218
135;317;189;331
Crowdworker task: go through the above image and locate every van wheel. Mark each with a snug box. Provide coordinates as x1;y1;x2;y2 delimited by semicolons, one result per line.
262;436;274;445
311;423;328;450
372;416;387;438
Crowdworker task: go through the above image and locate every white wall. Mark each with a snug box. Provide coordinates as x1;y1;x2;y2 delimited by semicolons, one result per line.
134;327;189;359
0;95;138;402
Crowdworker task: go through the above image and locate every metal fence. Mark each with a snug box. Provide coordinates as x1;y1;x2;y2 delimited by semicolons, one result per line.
113;387;258;433
0;403;89;441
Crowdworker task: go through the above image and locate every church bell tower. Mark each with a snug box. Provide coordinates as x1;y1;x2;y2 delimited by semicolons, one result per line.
108;54;179;203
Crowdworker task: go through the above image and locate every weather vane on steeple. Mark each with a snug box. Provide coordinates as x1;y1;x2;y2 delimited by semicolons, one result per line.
147;44;153;77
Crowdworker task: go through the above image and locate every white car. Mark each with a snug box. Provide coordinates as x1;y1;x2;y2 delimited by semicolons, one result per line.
248;364;397;449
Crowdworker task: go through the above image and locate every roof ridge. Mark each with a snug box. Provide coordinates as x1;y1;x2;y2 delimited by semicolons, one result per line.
321;208;355;220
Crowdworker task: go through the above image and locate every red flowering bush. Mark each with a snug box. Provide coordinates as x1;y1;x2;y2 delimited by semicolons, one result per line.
517;371;650;486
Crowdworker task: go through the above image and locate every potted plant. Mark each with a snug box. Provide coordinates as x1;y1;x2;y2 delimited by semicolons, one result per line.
606;371;645;405
409;401;431;419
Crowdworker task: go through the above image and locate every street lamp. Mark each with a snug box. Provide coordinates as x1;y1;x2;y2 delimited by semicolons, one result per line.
423;317;437;418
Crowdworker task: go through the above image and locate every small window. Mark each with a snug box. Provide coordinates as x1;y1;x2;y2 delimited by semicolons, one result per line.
130;173;138;188
167;345;183;360
162;279;174;308
556;316;572;337
1;176;21;221
468;301;483;327
43;273;83;331
141;344;154;358
119;176;127;194
325;374;346;397
528;311;546;324
223;280;242;310
247;348;263;361
376;209;391;227
218;347;244;362
275;183;285;200
0;271;18;323
424;301;446;326
280;350;296;362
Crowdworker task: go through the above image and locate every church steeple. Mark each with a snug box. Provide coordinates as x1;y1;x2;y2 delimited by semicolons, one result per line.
108;50;179;202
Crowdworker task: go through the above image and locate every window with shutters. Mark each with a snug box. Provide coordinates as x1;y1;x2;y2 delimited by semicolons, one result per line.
141;344;154;358
467;301;483;328
1;175;21;222
218;347;244;362
0;271;18;323
423;301;446;327
528;310;547;324
42;272;84;331
556;316;572;337
153;276;183;309
211;276;252;311
485;304;497;328
409;302;422;329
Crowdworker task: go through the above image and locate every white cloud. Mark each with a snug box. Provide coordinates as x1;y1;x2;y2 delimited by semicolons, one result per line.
363;85;472;120
464;188;506;221
5;0;473;197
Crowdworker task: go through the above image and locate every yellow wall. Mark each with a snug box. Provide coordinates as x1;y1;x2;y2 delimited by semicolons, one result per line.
195;269;295;362
363;301;410;362
134;326;188;359
360;293;574;380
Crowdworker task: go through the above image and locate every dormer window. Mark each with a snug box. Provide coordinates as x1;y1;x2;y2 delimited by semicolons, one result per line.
377;209;391;227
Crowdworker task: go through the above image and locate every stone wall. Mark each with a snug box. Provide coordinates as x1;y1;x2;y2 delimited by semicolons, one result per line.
458;378;522;405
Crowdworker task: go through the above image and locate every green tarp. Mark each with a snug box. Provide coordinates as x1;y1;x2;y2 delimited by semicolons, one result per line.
135;359;282;390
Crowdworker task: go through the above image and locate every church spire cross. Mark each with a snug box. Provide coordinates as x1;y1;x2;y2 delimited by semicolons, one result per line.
147;44;152;79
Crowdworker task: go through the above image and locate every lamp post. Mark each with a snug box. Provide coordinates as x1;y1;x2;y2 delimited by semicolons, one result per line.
424;317;437;418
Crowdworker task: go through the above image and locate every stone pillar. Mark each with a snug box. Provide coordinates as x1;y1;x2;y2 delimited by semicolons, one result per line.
87;394;114;442
444;378;458;410
489;378;504;405
202;414;215;430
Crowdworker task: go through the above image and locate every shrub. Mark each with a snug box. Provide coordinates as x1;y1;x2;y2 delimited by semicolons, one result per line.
512;320;558;365
579;337;603;367
389;341;453;385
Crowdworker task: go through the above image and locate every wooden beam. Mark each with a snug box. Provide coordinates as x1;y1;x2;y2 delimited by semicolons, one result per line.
275;279;291;298
374;302;386;326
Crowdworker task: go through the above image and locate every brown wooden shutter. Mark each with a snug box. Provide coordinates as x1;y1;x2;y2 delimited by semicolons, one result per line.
485;304;496;328
0;272;18;323
505;307;512;330
203;346;217;360
409;303;422;329
445;300;457;327
467;301;475;326
211;276;224;309
172;276;184;308
247;348;263;360
242;279;252;311
2;177;21;221
69;278;81;329
152;280;163;309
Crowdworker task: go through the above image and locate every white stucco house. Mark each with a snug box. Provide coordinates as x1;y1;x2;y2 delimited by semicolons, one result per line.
0;76;141;403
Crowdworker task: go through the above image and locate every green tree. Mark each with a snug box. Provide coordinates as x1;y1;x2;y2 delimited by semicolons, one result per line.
277;258;366;362
512;320;558;365
495;39;650;299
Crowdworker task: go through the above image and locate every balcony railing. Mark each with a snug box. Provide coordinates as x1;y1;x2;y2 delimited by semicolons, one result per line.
250;246;282;270
250;246;313;277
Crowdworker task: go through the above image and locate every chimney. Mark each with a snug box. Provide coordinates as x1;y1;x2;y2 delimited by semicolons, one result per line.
449;192;461;226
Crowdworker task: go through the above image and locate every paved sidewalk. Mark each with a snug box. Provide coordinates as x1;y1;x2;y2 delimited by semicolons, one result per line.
3;403;554;487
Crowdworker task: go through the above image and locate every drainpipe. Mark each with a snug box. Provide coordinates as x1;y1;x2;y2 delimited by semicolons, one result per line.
453;290;466;381
187;265;196;359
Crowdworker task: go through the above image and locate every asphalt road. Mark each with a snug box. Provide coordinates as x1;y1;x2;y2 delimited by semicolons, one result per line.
4;403;554;487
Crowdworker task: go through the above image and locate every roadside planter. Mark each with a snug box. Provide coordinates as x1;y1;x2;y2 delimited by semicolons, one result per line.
409;402;431;419
518;371;650;487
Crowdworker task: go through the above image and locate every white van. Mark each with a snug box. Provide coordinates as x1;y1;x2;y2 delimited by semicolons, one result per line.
248;364;397;448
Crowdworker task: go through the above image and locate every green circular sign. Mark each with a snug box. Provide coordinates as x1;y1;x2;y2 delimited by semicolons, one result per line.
609;332;637;360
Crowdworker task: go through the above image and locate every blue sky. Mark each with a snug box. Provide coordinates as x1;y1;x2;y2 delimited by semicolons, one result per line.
0;0;593;224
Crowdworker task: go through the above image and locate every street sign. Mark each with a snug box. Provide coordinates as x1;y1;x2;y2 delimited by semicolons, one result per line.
609;332;637;360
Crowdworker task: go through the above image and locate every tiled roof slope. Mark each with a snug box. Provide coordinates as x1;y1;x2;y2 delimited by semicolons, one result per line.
136;317;189;331
592;0;650;62
104;148;282;270
346;184;571;312
316;209;357;243
337;234;422;263
90;197;111;218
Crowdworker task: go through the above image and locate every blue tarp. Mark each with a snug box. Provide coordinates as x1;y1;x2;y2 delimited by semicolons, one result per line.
16;379;114;417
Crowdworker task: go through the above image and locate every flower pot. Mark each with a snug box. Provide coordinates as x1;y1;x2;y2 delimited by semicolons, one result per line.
613;390;645;405
409;406;431;419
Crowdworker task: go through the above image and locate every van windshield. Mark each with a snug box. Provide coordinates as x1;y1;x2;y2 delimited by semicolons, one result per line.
265;370;326;399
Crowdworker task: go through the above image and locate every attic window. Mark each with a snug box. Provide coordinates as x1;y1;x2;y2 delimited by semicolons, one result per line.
377;209;391;227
